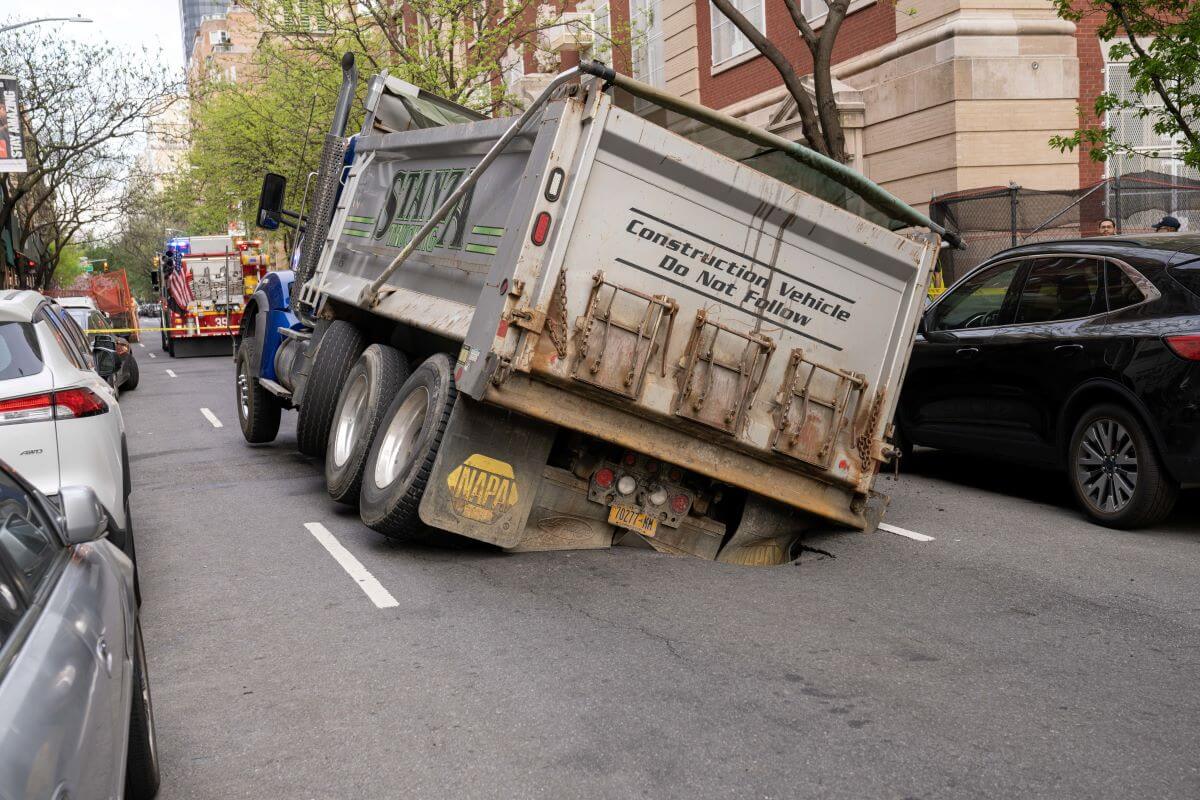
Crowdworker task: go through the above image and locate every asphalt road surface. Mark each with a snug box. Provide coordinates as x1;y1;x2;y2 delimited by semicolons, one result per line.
121;335;1200;800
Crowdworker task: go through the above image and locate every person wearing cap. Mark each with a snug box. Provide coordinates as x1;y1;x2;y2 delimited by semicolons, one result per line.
1153;215;1181;232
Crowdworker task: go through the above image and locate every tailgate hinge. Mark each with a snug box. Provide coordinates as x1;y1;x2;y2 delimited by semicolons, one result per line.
509;306;547;334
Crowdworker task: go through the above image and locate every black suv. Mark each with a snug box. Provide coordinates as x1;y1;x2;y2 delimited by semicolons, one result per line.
897;234;1200;528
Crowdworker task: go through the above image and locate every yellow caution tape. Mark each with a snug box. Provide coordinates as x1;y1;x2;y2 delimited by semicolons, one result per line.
85;326;237;334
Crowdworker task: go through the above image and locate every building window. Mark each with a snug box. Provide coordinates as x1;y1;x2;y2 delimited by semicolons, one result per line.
710;0;764;66
1103;60;1196;179
802;0;830;19
591;2;612;64
631;0;664;88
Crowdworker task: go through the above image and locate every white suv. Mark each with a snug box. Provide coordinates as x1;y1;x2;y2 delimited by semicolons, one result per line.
0;290;132;560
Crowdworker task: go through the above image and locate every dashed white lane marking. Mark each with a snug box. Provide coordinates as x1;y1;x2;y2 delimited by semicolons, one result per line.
200;407;223;428
878;522;935;542
304;522;398;609
148;353;156;358
165;369;177;378
137;342;145;348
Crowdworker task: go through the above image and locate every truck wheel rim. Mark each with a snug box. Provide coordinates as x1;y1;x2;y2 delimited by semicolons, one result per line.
237;366;250;419
1076;418;1138;513
374;387;429;489
332;372;370;468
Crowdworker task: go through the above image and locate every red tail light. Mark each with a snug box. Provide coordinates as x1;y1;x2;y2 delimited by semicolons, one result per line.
530;211;552;245
54;388;109;419
0;388;108;425
1164;334;1200;361
593;468;615;489
670;494;690;515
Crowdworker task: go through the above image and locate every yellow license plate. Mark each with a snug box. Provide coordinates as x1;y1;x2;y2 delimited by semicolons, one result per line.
608;504;658;536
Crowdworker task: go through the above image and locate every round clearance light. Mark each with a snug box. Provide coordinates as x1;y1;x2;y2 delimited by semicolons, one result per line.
594;468;615;489
670;494;690;514
617;475;638;496
648;487;668;506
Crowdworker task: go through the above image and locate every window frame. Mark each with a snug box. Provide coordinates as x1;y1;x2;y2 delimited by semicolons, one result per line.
1012;255;1108;326
710;0;766;68
630;0;665;93
929;252;1159;334
925;256;1026;333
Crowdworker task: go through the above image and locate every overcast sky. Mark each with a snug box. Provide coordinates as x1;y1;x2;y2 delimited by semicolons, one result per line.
1;0;185;74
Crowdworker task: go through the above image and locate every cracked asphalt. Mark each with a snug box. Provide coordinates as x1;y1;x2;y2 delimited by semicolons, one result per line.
124;336;1200;799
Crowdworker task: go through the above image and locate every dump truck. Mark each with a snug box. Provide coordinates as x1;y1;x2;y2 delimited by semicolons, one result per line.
235;56;952;565
152;235;269;357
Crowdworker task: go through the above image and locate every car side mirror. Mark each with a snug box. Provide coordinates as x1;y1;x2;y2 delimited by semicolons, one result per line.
257;172;287;231
917;313;928;337
92;334;118;378
58;486;109;545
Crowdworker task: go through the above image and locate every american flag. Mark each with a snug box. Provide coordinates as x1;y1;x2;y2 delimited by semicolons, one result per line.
165;252;194;312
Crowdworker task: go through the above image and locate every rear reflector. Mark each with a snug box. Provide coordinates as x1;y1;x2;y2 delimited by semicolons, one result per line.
1164;334;1200;361
0;392;54;426
0;388;108;426
530;211;551;246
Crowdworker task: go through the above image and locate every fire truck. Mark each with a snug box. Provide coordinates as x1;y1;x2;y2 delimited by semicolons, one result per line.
152;235;269;356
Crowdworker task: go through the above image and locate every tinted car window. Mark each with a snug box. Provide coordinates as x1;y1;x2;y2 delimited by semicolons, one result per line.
1015;257;1104;324
1166;261;1200;300
37;312;84;370
0;472;59;593
929;260;1023;331
0;322;43;381
1105;262;1145;312
44;309;92;370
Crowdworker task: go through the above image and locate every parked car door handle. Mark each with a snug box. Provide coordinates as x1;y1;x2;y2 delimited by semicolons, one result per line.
955;347;979;358
1054;344;1084;355
95;636;113;677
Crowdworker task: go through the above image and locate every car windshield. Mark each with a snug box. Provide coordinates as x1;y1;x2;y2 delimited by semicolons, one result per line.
0;322;44;381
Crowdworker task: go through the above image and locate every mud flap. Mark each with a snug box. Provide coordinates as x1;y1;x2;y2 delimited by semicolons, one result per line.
418;396;556;548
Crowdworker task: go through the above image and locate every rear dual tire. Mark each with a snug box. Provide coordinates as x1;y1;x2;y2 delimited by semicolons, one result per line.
296;321;366;457
325;345;411;505
359;353;457;539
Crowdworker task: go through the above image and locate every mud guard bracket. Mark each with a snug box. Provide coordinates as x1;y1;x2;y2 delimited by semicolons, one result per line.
418;396;557;548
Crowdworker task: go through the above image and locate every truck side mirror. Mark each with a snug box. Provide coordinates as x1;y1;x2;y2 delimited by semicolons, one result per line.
257;172;287;231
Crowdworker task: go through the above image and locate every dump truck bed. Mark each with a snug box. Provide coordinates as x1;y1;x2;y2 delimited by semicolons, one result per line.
310;80;937;527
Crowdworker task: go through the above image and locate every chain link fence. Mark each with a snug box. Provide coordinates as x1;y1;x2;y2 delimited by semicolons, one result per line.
930;170;1200;285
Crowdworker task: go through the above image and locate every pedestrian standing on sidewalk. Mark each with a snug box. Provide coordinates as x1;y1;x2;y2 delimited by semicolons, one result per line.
1153;215;1181;233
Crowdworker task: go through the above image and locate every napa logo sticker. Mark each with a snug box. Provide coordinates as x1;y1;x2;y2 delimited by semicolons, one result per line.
447;454;518;523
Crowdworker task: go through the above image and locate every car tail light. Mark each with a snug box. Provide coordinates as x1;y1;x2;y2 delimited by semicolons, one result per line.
593;467;614;489
1164;334;1200;361
0;392;54;425
54;388;109;419
530;211;552;245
